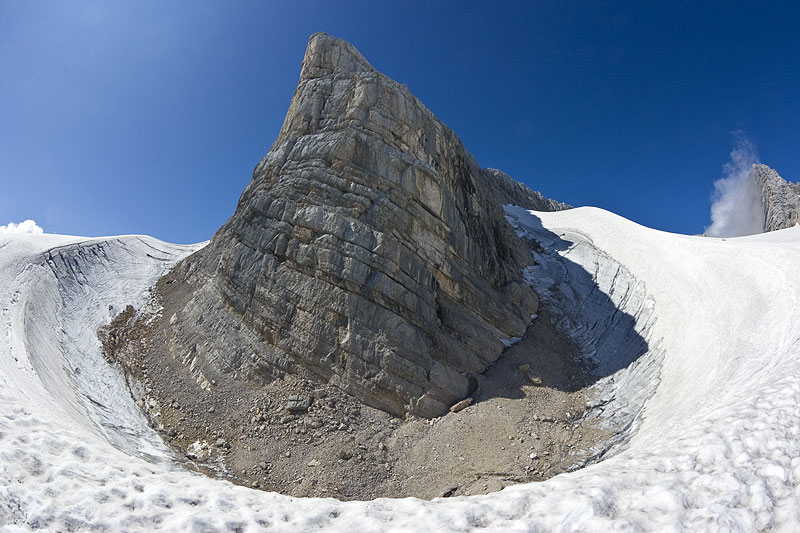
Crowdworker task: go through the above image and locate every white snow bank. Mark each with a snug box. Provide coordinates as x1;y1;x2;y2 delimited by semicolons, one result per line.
1;209;799;531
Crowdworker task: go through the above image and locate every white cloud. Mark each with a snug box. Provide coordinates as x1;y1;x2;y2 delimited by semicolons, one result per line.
0;219;44;235
705;135;764;237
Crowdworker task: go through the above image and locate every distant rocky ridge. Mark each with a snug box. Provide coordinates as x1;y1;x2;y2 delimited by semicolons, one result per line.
483;168;570;212
142;33;566;418
753;164;800;232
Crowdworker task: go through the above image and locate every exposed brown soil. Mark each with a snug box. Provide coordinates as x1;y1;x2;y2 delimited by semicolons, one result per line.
99;283;611;501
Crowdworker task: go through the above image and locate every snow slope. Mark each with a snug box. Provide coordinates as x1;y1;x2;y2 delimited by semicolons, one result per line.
1;208;799;531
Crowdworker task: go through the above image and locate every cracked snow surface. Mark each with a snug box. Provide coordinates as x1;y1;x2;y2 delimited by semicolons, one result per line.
2;207;800;531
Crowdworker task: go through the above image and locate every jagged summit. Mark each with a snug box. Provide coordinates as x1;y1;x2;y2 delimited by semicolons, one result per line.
752;163;800;232
299;32;375;80
124;33;565;419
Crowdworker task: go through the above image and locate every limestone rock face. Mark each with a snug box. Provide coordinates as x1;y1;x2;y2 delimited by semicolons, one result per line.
161;33;563;418
753;164;800;232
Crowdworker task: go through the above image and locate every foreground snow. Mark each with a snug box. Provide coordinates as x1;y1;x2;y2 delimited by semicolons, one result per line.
1;208;798;531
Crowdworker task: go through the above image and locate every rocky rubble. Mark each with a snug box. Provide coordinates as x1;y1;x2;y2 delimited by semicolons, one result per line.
101;298;610;500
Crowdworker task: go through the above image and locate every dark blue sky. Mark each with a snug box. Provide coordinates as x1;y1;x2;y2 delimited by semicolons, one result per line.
2;1;798;242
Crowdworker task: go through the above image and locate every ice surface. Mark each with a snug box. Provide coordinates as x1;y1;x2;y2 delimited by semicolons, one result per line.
506;205;665;458
1;209;799;531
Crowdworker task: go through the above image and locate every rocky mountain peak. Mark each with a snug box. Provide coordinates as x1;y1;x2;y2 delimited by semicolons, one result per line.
143;33;565;419
299;32;375;81
752;163;800;232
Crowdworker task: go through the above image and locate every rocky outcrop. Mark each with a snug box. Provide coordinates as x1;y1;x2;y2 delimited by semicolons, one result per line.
482;168;570;212
149;33;564;418
752;164;800;232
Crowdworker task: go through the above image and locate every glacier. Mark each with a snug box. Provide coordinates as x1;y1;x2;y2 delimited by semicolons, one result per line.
1;207;799;531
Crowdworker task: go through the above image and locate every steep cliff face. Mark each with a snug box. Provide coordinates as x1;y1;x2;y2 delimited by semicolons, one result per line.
753;164;800;232
155;33;563;418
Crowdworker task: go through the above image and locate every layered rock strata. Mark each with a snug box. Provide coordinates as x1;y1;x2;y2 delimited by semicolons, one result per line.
147;33;564;418
753;163;800;232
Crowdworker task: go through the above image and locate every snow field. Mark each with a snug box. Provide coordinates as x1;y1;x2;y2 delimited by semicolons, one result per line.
1;207;799;531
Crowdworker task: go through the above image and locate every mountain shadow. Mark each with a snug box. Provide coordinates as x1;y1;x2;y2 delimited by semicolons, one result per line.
473;208;663;455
